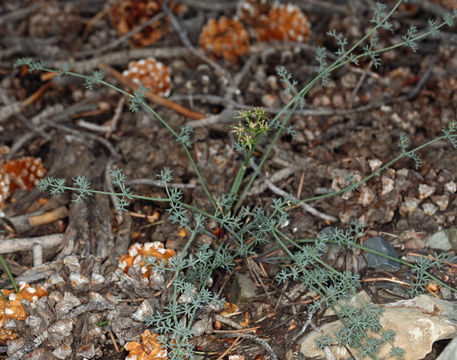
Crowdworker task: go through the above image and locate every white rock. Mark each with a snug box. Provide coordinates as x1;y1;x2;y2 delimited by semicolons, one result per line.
422;202;438;216
419;184;436;199
358;186;376;207
132;300;153;322
444;181;456;193
299;294;457;360
381;176;395;195
400;196;420;215
53;344;72;359
432;195;450;211
368;158;383;172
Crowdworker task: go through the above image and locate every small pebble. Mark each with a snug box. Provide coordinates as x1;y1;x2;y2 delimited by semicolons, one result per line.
364;236;400;270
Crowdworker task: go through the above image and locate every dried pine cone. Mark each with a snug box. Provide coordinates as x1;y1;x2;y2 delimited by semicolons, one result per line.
2;157;46;192
6;255;111;358
0;283;48;343
0;157;46;209
109;0;182;48
122;58;173;97
200;17;250;63
118;241;175;282
237;0;271;27
255;3;310;42
125;329;168;360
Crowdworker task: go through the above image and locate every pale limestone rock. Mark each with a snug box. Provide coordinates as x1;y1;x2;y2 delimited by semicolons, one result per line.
299;294;457;360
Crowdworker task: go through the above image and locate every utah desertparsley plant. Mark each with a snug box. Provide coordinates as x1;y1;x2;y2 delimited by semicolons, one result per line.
16;1;457;359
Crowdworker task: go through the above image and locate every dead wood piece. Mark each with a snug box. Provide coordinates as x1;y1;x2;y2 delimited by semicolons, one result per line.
11;115;49;158
9;206;68;233
77;97;125;138
248;161;337;222
21;81;54;107
216;333;242;360
0;102;23;123
105;159;123;225
44;136;114;258
14;263;55;285
0;44;22;60
111;212;132;264
175;0;238;10
128;178;196;189
0;3;40;25
27;103;65;127
32;244;43;267
218;333;279;360
42;119;119;160
0;233;64;254
61;301;115;320
6;329;49;360
99;63;206;120
3;35;64;60
50;47;189;74
29;206;68;228
186;108;235;127
213;314;244;330
0;258;27;280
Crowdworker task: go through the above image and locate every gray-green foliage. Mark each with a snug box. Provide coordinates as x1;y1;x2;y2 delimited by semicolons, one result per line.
17;1;457;359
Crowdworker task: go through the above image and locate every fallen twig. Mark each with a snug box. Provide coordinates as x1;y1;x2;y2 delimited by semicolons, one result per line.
218;333;279;360
0;233;64;254
99;63;205;120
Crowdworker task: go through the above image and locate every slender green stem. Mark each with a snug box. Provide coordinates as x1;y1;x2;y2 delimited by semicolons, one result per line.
294;135;447;204
316;0;404;80
351;242;457;294
233;0;456;211
271;229;380;358
231;1;404;211
61;185;169;202
0;254;18;293
179;224;198;258
273;228;339;276
227;147;255;211
233;101;301;212
57;183;232;225
290;232;457;294
38;67;218;212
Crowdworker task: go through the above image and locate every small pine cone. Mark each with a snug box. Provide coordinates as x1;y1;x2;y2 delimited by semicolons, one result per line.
16;282;48;304
109;0;182;48
122;58;173;97
118;241;175;281
200;17;250;63
237;0;271;27
2;157;46;192
125;329;168;360
255;3;310;42
0;283;48;343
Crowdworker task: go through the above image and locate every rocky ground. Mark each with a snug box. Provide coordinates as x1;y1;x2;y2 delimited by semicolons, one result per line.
1;0;457;359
